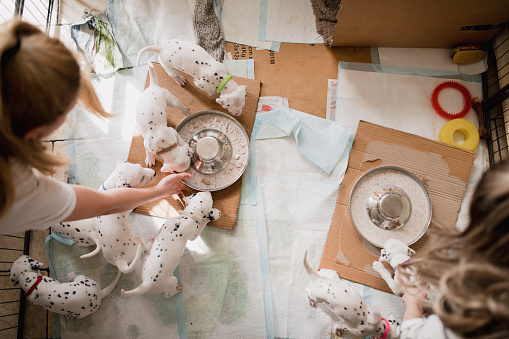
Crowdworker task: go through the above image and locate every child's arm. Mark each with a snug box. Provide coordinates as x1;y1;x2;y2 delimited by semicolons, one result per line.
63;172;191;221
402;288;425;321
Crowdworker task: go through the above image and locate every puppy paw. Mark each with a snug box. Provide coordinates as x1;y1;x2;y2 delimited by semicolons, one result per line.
145;155;156;168
68;272;77;282
173;75;187;86
372;261;385;273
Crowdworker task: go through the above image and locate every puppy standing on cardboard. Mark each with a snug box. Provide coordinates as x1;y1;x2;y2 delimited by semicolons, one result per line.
136;62;192;173
137;39;247;116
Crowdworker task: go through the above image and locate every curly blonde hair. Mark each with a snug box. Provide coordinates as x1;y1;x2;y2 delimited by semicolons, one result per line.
0;20;110;218
398;159;509;338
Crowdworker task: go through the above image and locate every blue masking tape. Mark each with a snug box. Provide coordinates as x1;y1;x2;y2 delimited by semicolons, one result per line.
256;185;275;338
338;61;482;83
174;266;188;339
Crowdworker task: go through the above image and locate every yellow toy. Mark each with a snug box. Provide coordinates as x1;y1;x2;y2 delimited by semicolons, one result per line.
439;119;479;152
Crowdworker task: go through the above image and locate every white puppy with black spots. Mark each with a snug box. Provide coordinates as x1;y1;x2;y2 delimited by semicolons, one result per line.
304;251;399;338
52;162;156;258
137;62;192;173
121;192;220;297
10;255;121;319
372;238;416;296
137;39;247;116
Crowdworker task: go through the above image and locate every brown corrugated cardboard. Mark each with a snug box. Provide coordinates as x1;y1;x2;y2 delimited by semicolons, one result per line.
320;121;476;293
127;62;260;230
332;0;509;48
225;42;371;118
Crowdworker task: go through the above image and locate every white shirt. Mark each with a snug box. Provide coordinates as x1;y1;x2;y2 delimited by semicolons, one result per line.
0;160;76;234
400;315;462;339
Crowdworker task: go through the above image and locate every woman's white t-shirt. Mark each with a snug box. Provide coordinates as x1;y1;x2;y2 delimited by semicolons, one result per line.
400;315;462;339
0;160;76;234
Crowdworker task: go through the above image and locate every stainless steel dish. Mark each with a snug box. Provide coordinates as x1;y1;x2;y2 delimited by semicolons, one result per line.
349;166;432;247
176;110;249;191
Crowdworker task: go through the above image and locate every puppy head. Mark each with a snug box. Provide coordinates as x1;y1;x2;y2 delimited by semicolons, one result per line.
160;144;192;173
183;192;221;222
112;162;156;188
379;238;415;262
10;255;43;285
216;85;247;116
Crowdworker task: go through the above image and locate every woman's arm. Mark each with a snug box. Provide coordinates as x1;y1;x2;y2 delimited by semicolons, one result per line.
63;172;191;221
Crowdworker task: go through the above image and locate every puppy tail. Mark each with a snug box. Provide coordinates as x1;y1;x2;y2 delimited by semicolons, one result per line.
79;232;102;259
136;45;161;67
148;62;160;87
100;269;122;299
121;282;152;297
116;240;144;273
303;251;322;281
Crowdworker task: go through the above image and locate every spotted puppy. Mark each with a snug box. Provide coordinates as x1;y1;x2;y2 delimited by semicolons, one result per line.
121;192;220;297
10;255;121;319
137;39;247;116
304;251;399;338
373;238;416;296
52;162;156;260
136;62;192;172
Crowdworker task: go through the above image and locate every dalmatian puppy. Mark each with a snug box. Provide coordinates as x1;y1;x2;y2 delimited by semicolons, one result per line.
373;238;416;296
136;62;192;172
52;162;156;265
10;255;121;319
136;39;247;116
121;192;221;297
304;251;399;338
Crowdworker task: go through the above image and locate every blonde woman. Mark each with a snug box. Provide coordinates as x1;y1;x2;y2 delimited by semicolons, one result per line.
0;20;190;235
398;159;509;338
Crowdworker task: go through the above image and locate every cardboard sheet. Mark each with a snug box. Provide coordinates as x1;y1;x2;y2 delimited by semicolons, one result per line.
332;0;509;48
127;63;260;230
225;42;371;118
320;121;476;293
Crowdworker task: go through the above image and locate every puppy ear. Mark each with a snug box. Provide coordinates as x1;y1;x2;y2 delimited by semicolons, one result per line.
207;208;221;222
30;260;44;271
216;98;226;108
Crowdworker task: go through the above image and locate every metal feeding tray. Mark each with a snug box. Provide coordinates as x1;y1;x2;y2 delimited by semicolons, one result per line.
349;166;432;248
176;110;249;192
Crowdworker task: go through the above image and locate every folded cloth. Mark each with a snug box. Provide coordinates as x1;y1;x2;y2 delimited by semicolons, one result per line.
255;108;353;174
71;10;123;75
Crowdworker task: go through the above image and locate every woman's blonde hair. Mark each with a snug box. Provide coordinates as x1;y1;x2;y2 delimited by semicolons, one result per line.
0;20;110;218
398;159;509;338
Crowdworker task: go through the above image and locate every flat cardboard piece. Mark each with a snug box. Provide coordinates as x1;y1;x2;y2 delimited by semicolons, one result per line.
225;42;371;119
332;0;509;48
127;62;261;230
320;121;476;293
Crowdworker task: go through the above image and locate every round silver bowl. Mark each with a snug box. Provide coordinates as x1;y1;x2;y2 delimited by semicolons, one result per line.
349;166;432;247
176;110;250;192
189;128;233;174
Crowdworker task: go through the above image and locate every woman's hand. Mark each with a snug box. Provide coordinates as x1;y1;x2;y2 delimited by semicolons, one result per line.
156;172;192;196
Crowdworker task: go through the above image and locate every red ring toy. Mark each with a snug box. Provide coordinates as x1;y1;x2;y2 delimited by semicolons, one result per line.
431;81;472;120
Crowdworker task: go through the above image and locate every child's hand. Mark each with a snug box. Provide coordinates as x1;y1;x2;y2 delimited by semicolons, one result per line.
157;172;192;195
402;286;427;320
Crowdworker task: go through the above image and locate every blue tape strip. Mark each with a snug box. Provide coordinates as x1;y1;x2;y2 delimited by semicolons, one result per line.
248;118;263;205
258;0;269;41
370;47;380;64
338;61;482;83
256;185;275;338
174;266;188;339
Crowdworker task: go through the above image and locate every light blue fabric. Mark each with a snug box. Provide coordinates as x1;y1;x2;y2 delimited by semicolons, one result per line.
255;108;353;175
